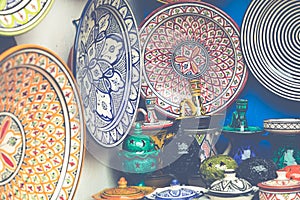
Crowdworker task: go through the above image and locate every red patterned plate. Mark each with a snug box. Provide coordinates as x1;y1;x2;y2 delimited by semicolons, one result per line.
139;2;247;118
0;44;85;199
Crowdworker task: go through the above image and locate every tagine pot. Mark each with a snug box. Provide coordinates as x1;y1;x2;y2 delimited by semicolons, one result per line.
92;177;145;200
119;123;159;173
258;170;300;200
207;169;258;200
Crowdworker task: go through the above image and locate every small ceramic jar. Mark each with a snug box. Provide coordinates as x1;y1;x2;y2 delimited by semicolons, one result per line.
258;170;300;200
206;169;258;200
119;123;159;173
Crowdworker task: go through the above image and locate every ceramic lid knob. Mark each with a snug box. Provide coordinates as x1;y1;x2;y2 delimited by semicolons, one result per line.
118;177;127;189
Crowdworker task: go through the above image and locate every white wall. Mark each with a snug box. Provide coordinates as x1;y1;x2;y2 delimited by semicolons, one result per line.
15;0;115;199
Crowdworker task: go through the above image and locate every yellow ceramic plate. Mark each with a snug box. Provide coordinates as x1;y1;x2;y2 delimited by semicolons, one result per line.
0;44;85;199
0;0;54;36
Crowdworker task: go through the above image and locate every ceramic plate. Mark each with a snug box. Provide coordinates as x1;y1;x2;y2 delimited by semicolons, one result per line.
0;0;54;36
139;2;247;118
241;0;300;101
74;0;141;147
157;0;201;4
0;44;85;199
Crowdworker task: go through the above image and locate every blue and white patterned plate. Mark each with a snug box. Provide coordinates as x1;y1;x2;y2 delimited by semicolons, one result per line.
73;0;141;147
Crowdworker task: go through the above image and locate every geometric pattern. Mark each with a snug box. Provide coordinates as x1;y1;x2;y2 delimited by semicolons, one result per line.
241;0;300;101
74;0;141;147
0;44;85;200
0;0;54;36
139;2;248;118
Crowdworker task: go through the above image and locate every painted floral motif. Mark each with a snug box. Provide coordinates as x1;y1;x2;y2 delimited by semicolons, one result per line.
0;116;22;177
75;0;140;147
174;44;207;77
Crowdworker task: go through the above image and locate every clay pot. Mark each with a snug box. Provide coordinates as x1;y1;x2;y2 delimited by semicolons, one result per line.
206;169;258;200
258;170;300;200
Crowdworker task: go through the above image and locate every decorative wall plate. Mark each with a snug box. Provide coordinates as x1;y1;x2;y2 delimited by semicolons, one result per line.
139;2;247;118
157;0;201;4
0;44;85;199
241;0;300;101
0;0;54;36
74;0;141;147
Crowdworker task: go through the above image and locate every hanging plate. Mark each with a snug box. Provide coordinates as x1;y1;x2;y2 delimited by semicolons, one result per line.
0;44;85;199
139;1;248;118
241;0;300;101
0;0;54;36
73;0;141;147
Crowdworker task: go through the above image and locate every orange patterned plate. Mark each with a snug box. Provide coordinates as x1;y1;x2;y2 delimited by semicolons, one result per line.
0;44;85;199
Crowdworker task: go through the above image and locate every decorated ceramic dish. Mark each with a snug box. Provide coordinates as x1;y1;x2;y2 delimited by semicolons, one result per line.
241;0;300;101
207;169;258;200
139;1;247;118
264;118;300;134
146;180;206;200
157;0;201;4
0;44;85;199
0;0;54;36
258;170;300;200
73;0;141;147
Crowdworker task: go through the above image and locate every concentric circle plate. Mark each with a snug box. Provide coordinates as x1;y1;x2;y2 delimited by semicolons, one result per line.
241;0;300;101
0;0;54;36
74;0;141;147
140;2;247;118
0;44;85;200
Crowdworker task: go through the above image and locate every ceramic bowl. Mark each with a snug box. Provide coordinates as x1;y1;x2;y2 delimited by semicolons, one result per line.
258;170;300;200
146;180;207;200
264;118;300;134
206;169;258;200
144;173;175;188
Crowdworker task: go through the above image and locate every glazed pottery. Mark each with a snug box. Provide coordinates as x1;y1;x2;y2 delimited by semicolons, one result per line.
119;123;159;173
264;118;300;134
139;1;247;118
206;169;258;200
241;0;300;101
283;165;300;181
0;45;85;199
199;155;238;185
92;177;145;200
0;0;54;36
146;179;206;200
236;158;277;186
258;170;300;200
74;0;141;147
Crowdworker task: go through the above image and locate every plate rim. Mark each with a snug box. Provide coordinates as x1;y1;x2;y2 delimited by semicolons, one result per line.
0;43;86;199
